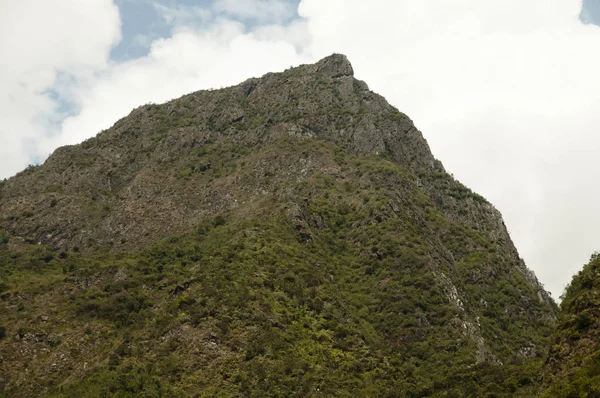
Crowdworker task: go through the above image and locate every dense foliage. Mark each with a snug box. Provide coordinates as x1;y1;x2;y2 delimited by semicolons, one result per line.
1;142;555;397
0;218;544;397
540;254;600;396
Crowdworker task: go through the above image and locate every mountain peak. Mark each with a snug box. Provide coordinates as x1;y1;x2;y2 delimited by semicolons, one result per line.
315;53;354;78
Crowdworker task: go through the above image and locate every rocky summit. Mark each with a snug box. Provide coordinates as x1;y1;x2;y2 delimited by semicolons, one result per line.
0;54;565;397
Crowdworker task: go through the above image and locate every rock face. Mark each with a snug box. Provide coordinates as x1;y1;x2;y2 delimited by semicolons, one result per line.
0;54;442;253
0;54;557;396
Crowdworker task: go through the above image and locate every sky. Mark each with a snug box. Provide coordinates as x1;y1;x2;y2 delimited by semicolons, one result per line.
1;0;600;300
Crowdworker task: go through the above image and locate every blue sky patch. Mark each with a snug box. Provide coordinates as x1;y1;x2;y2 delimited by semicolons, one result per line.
581;0;600;25
110;0;301;62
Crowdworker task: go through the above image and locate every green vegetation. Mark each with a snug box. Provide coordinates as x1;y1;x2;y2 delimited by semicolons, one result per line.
0;211;547;397
540;253;600;396
0;143;555;396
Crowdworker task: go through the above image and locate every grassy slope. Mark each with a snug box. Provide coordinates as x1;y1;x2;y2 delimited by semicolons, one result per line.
1;139;553;397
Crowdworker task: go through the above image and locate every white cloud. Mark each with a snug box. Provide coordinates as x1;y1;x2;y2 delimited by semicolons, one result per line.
0;0;120;177
252;19;311;51
2;0;600;299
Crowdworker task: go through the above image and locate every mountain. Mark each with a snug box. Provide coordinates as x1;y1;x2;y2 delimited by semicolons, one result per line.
540;253;600;396
0;54;557;397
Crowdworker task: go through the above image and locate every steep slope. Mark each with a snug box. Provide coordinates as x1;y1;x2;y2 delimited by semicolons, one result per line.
0;55;437;253
540;253;600;396
0;54;556;397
